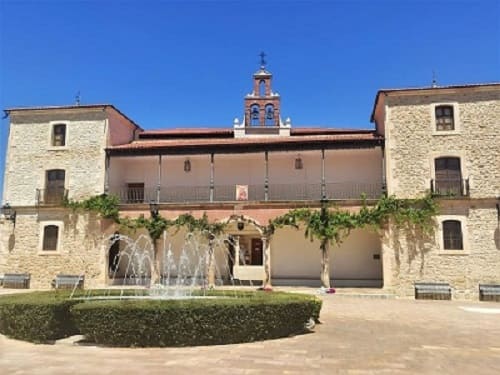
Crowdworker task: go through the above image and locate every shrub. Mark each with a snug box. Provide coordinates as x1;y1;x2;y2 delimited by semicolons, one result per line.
71;291;321;347
0;290;322;346
0;291;80;343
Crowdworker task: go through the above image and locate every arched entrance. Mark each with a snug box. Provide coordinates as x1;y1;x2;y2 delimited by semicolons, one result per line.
106;232;153;286
223;216;265;283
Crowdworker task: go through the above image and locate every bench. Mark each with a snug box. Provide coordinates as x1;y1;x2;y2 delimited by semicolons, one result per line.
51;274;84;289
3;273;30;289
415;282;451;300
479;284;500;302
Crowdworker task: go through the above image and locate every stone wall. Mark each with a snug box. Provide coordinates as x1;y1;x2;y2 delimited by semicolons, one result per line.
3;109;108;206
380;87;500;299
0;209;108;289
381;200;500;300
385;89;500;199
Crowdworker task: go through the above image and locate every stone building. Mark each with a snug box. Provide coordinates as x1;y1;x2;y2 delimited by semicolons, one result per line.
1;65;499;299
373;83;500;299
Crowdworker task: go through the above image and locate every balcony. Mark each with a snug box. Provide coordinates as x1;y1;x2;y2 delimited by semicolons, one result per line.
110;181;383;204
35;188;68;206
430;178;470;197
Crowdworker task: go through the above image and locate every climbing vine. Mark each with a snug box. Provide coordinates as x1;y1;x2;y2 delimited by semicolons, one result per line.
64;193;437;246
64;194;120;222
269;194;438;246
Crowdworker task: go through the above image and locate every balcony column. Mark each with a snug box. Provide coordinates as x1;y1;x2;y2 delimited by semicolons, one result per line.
321;149;326;199
104;152;110;194
209;153;215;202
156;154;162;203
233;235;241;272
381;144;387;196
262;235;272;289
264;151;269;201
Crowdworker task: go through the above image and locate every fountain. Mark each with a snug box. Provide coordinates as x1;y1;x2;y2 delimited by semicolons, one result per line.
71;229;251;300
0;227;322;347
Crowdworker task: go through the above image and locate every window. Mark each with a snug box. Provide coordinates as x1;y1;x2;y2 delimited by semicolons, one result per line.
127;183;144;203
52;124;66;146
42;225;59;251
442;220;463;250
45;169;66;204
435;105;454;131
434;157;462;196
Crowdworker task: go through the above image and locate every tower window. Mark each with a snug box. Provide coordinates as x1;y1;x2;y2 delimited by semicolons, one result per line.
52;124;66;146
442;220;463;250
435;105;454;131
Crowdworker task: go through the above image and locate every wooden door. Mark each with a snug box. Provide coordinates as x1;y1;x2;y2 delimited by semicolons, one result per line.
45;169;65;203
435;157;462;195
251;238;263;265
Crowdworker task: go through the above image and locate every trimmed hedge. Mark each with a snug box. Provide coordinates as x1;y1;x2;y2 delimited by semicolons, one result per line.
0;291;80;343
72;292;321;347
0;290;322;346
0;289;137;343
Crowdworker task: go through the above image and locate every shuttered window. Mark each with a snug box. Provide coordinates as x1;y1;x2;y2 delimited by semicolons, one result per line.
52;124;66;146
435;105;454;131
443;220;463;250
42;225;59;251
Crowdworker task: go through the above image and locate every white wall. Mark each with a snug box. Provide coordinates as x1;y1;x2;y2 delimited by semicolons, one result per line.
108;148;383;198
271;227;382;283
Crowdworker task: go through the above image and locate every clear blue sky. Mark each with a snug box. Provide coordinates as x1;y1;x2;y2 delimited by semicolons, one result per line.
0;0;499;202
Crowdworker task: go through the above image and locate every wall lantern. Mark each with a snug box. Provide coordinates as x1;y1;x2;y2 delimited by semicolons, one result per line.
1;203;16;226
149;201;159;218
294;155;303;170
184;159;191;172
237;217;245;231
496;197;500;223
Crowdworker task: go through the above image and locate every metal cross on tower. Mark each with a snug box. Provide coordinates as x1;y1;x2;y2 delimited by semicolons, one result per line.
259;51;267;69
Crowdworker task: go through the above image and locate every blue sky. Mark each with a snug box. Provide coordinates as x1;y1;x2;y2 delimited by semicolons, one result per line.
0;0;499;202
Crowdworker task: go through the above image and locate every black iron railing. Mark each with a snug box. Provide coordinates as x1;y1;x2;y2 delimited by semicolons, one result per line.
111;181;383;204
35;188;68;206
430;178;469;197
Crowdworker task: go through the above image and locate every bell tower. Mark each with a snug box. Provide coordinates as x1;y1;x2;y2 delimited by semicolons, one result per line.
244;52;281;128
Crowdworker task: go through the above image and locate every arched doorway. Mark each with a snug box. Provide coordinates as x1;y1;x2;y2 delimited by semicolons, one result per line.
223;216;265;283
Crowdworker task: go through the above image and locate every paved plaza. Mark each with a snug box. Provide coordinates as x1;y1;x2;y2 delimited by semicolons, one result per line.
0;292;499;374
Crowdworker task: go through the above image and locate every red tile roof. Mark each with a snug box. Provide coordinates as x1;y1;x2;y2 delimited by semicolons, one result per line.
4;104;143;130
370;82;500;122
109;132;382;154
138;127;375;140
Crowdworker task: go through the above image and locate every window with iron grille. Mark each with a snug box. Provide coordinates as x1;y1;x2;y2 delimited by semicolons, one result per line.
435;105;454;131
52;124;66;146
42;225;59;251
442;220;463;250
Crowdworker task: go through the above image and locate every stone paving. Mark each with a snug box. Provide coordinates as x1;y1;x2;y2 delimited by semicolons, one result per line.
0;292;499;374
